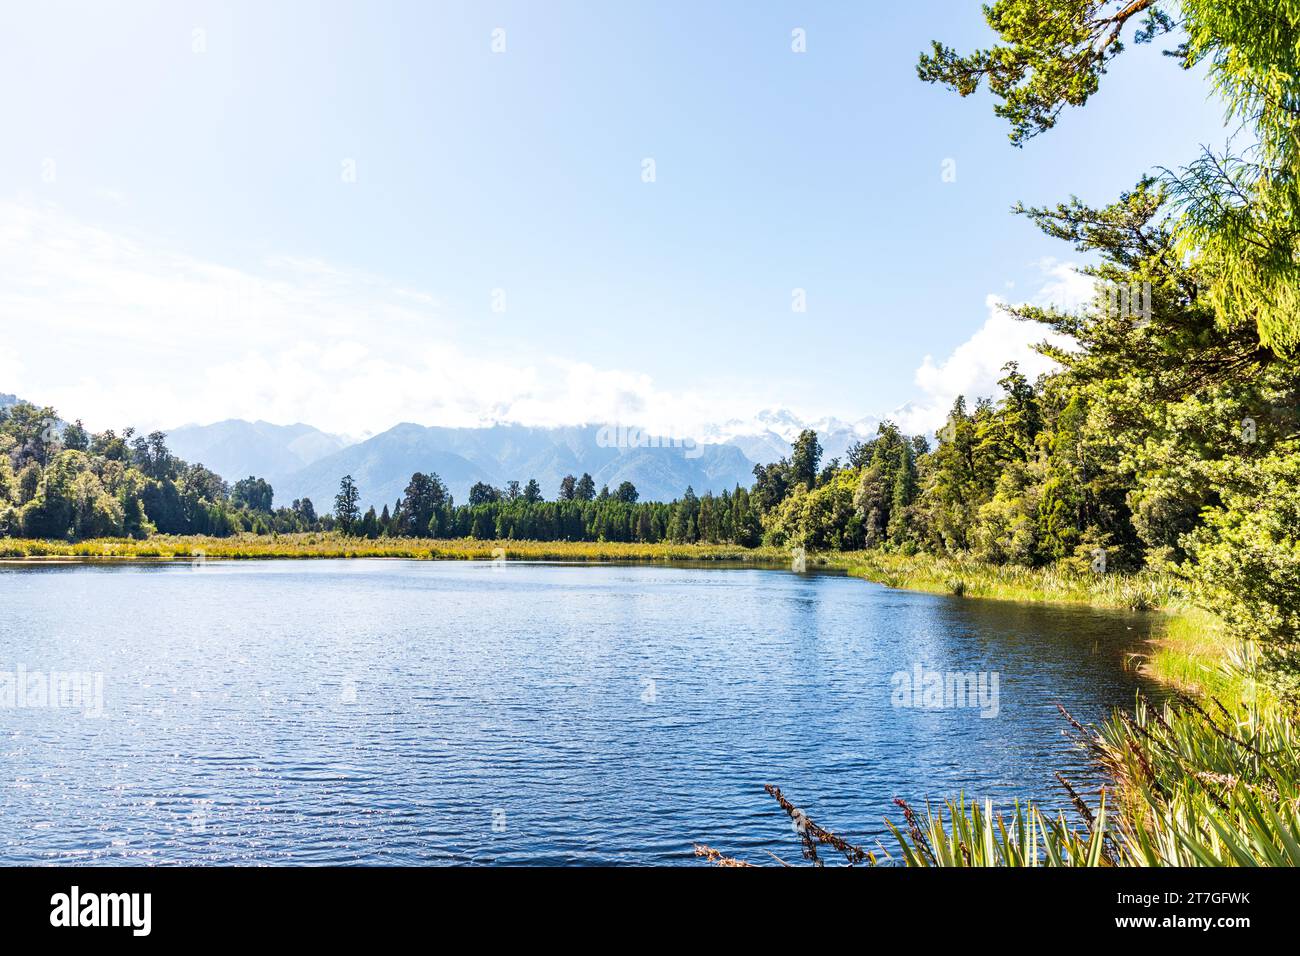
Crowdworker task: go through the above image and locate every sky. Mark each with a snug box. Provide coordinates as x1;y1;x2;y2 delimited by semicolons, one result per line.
0;1;1231;440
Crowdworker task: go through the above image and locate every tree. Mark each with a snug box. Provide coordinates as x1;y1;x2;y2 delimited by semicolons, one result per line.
790;429;822;489
89;428;130;462
400;472;448;536
523;478;543;503
558;475;577;501
334;475;361;533
574;473;596;501
468;481;500;506
751;459;791;513
916;397;982;552
918;0;1175;148
181;463;228;502
132;431;176;481
62;419;89;452
231;476;274;513
292;497;317;525
854;422;919;549
3;403;60;467
919;0;1300;352
613;481;639;503
1186;456;1300;675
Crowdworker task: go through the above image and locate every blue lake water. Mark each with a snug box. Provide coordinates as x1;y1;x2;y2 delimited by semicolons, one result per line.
0;560;1160;865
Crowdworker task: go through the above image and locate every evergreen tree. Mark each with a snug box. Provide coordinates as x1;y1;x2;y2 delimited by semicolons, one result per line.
790;429;822;489
334;475;361;533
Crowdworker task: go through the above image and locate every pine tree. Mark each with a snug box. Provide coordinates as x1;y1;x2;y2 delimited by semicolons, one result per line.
334;475;360;533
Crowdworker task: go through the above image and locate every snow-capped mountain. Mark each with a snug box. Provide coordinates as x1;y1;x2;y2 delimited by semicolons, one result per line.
698;408;884;466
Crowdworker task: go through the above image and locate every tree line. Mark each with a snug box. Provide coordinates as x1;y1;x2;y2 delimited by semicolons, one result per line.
0;409;322;539
328;469;764;545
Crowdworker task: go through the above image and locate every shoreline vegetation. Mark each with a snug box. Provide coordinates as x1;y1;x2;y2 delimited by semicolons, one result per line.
0;533;1182;609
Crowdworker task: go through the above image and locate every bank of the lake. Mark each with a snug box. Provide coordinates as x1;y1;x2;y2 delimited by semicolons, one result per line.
0;533;786;564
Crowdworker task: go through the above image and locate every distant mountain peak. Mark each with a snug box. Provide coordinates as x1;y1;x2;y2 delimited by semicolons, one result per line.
158;403;931;509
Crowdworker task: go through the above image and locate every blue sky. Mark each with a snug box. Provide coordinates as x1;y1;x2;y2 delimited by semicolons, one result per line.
0;1;1229;438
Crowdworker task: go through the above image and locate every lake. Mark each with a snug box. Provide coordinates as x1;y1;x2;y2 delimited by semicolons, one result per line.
0;560;1160;865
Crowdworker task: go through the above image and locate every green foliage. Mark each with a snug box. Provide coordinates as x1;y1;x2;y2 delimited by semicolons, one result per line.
231;476;274;513
398;471;449;536
334;475;360;532
789;428;822;490
853;422;918;548
722;693;1300;867
0;405;300;541
766;468;862;550
922;0;1300;352
917;1;1175;147
1185;454;1300;689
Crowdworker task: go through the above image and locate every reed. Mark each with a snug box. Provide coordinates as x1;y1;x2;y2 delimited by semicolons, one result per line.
0;534;802;565
828;550;1184;612
4;537;1183;612
705;694;1300;867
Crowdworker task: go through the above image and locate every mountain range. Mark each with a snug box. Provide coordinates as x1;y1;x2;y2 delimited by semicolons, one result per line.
163;419;768;508
700;410;868;467
162;408;899;512
164;409;893;508
166;419;349;494
266;423;758;509
5;387;896;507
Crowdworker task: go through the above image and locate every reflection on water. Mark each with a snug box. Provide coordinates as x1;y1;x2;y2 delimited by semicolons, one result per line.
0;560;1160;864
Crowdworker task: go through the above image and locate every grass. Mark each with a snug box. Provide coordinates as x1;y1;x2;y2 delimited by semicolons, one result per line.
0;533;798;564
827;550;1183;612
1142;608;1268;706
3;535;1179;607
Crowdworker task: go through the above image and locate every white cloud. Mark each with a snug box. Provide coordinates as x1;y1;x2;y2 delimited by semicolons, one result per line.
0;342;23;396
1033;257;1097;314
0;199;1091;446
896;266;1078;435
0;198;757;437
